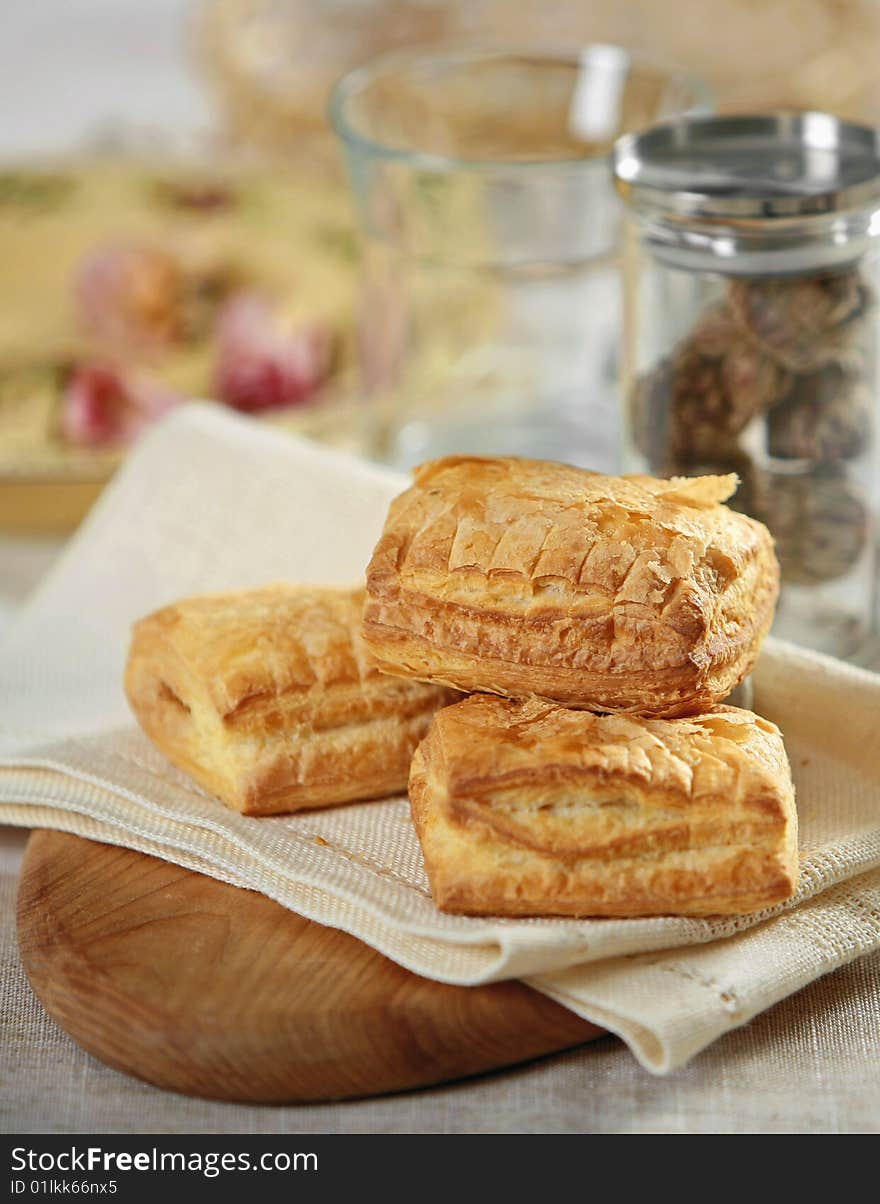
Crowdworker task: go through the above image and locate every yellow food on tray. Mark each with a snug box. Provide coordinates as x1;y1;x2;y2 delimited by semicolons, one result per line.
123;450;798;919
125;584;455;814
409;693;798;918
363;456;779;717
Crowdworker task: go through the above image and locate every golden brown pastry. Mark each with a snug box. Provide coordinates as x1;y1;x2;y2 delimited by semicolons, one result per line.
410;694;799;918
364;456;780;717
125;584;456;815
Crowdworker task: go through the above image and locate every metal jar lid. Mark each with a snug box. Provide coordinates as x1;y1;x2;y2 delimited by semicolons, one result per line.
613;113;880;274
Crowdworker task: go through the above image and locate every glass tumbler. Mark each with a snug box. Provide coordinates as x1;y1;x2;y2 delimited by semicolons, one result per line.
330;47;710;469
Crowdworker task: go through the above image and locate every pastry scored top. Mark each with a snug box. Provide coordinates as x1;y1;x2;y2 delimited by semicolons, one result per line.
133;584;383;723
124;583;455;814
409;694;799;917
364;455;780;716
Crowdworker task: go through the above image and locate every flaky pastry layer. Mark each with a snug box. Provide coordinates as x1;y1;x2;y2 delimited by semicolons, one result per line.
409;694;799;918
364;456;780;716
125;584;455;815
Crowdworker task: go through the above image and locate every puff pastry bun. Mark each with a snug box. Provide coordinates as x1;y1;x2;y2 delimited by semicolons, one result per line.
125;584;455;815
364;456;779;717
410;694;798;918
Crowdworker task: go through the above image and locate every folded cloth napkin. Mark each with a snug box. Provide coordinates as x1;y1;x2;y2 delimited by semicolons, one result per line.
2;404;879;1074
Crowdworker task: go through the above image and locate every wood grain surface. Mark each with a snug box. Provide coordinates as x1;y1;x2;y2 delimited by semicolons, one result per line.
16;831;606;1103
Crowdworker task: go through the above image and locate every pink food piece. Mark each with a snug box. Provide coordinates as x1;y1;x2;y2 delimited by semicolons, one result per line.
214;293;333;412
61;363;181;447
74;242;182;348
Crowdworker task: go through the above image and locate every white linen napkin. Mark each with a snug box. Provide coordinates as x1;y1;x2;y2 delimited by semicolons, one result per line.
2;403;879;1073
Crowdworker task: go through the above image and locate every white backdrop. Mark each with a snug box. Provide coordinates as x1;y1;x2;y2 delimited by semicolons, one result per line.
0;0;209;157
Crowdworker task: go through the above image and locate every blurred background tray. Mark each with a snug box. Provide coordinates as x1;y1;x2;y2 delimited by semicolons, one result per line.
7;0;880;535
0;154;359;531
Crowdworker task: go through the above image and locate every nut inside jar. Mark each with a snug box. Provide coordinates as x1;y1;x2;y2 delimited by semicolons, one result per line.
630;266;875;590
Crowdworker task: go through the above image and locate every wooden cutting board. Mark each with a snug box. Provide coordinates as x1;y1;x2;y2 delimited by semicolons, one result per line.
16;831;606;1102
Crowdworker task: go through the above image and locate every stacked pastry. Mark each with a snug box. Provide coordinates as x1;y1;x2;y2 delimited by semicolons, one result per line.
126;455;798;919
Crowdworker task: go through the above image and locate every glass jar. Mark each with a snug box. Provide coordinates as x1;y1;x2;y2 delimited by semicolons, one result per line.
330;47;710;470
613;113;880;660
